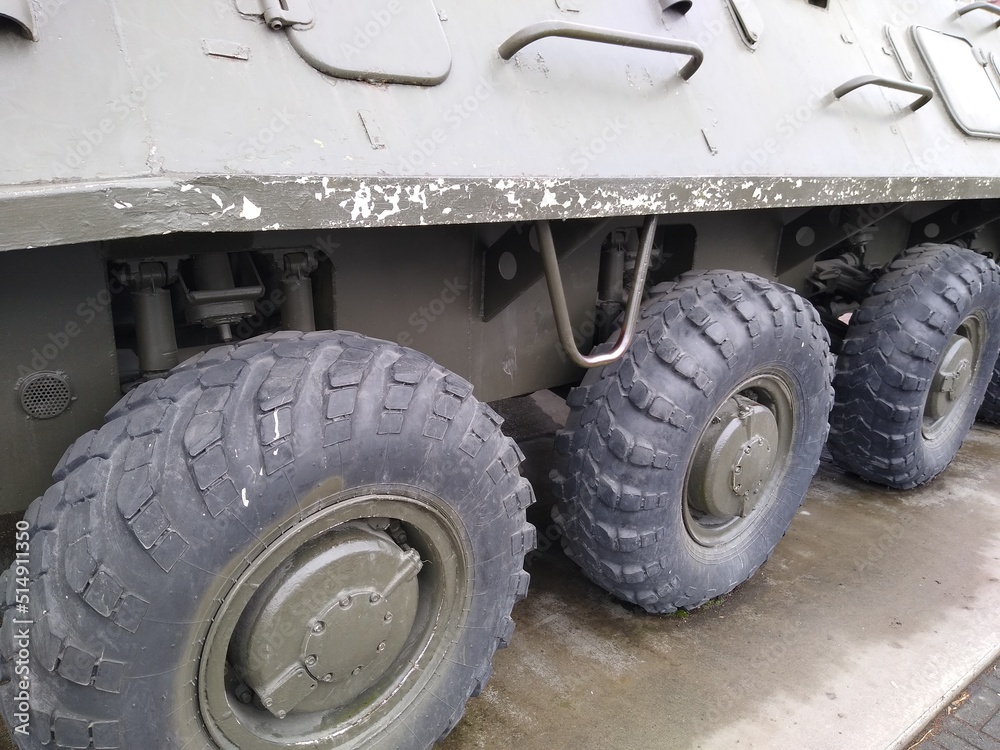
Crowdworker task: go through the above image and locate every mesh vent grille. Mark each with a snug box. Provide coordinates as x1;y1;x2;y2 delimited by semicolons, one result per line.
18;372;72;420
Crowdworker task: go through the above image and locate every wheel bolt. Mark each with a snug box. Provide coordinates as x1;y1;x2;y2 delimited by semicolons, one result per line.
322;673;333;682
277;710;286;719
312;621;326;634
305;655;317;667
339;597;351;609
384;612;393;623
263;698;273;707
352;666;362;676
377;642;386;652
236;687;253;705
370;593;382;604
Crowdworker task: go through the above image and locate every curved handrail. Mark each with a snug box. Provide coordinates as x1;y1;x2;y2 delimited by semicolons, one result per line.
957;2;1000;24
499;21;704;81
538;215;659;369
833;75;934;112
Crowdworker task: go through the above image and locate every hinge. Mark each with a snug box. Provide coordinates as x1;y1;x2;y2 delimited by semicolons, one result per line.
260;0;314;30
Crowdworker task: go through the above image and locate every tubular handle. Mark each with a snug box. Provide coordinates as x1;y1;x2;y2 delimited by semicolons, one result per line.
499;21;704;81
538;215;659;369
957;2;1000;24
832;75;934;112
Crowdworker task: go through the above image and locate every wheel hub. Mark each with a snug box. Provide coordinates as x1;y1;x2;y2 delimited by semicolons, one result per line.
230;524;423;719
926;334;974;423
690;395;778;518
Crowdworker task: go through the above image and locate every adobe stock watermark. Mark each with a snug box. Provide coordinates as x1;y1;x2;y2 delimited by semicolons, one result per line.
396;277;470;347
570;117;628;171
399;78;496;173
338;0;404;59
237;108;295;160
739;85;827;175
11;521;32;737
51;66;168;177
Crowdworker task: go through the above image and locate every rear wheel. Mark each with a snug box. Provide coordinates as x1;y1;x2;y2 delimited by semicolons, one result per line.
829;244;1000;488
552;271;834;613
0;331;534;750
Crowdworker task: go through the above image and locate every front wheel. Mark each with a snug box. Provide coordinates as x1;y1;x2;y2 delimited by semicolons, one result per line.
0;332;534;750
552;271;834;613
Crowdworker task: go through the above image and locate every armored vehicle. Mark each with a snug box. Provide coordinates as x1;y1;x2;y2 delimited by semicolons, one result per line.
2;0;1000;747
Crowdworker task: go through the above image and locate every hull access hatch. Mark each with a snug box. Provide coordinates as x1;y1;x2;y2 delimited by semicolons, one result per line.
242;0;452;86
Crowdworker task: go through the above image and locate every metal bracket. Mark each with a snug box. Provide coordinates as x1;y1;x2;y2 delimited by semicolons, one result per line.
776;204;904;276
907;199;1000;248
260;0;314;30
539;215;658;369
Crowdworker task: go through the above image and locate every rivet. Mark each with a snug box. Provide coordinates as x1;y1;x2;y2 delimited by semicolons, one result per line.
322;673;333;682
305;655;318;667
370;593;382;604
377;642;386;652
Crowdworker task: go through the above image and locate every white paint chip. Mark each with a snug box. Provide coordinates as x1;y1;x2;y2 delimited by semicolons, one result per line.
239;196;262;220
241;488;249;507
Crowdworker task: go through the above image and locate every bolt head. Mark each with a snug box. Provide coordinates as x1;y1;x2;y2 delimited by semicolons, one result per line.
377;641;386;652
322;673;333;682
384;612;393;623
305;654;317;667
352;666;362;676
370;593;382;604
312;621;326;634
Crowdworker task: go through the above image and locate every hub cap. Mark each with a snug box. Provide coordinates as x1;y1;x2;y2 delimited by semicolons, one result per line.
199;493;468;749
684;373;795;547
924;315;983;441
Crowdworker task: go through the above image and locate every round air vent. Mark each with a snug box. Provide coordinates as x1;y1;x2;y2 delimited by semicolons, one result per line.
17;371;73;420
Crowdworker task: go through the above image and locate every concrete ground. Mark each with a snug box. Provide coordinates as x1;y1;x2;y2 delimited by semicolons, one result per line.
439;392;1000;750
1;391;999;749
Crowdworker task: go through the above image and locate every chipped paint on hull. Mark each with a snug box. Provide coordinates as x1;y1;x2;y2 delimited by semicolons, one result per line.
2;174;1000;252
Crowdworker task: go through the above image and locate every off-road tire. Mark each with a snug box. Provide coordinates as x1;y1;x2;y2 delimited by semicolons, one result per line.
0;331;534;750
976;361;1000;424
829;244;1000;488
552;271;834;613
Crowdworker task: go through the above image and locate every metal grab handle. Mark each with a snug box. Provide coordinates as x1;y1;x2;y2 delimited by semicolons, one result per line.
499;22;704;81
832;75;934;112
957;2;1000;24
539;215;658;369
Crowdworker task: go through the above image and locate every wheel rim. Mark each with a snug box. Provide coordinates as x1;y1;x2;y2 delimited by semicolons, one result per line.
923;313;985;442
198;492;469;749
684;371;796;547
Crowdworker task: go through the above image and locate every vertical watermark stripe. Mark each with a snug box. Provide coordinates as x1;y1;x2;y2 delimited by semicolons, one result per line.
12;520;32;737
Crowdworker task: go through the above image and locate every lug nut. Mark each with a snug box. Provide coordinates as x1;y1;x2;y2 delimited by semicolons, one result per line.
384;612;393;623
377;642;386;652
370;593;382;604
339;597;351;609
264;698;273;707
277;710;286;719
352;666;362;676
322;674;333;682
312;621;326;634
305;655;317;667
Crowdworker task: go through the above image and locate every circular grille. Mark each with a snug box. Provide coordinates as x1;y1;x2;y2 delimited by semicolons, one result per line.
18;371;73;420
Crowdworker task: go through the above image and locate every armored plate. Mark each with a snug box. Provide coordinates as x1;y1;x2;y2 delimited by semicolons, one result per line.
286;0;452;86
913;26;1000;139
